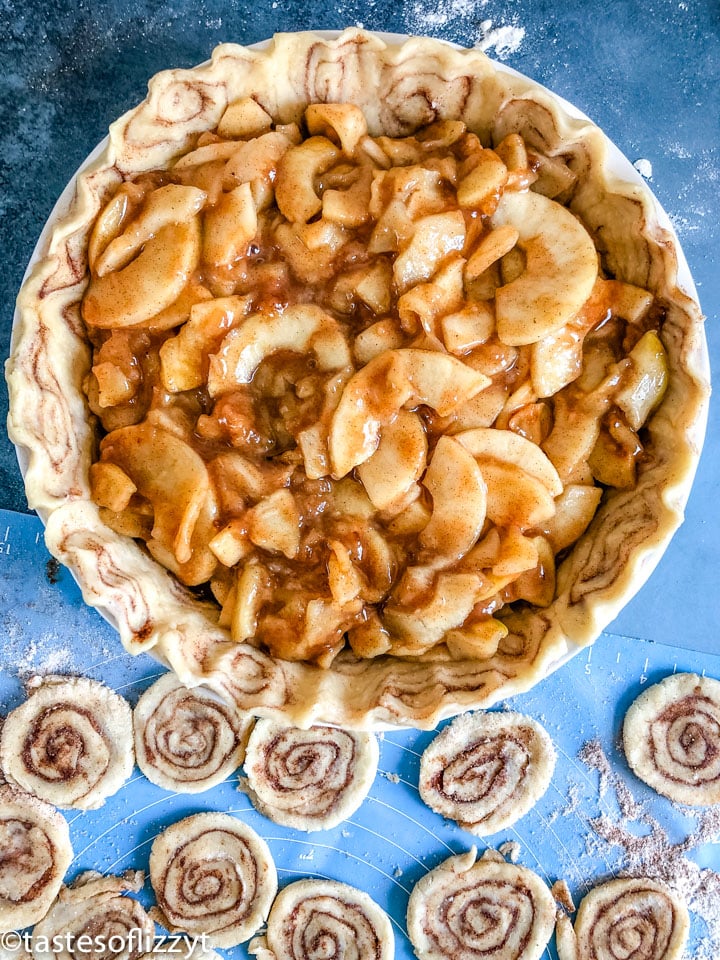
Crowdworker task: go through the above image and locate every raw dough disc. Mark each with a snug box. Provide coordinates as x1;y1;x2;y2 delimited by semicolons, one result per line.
0;784;73;932
248;878;394;960
0;676;134;810
32;870;155;960
419;711;556;835
407;848;555;960
149;812;277;948
623;672;720;804
134;673;250;793
242;720;379;831
556;877;689;960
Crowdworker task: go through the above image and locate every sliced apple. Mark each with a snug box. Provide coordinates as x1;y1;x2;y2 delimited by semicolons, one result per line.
246;489;301;559
543;483;602;553
207;304;351;395
490;190;598;346
419;436;487;564
384;571;482;653
456;427;562;497
479;459;556;529
393;210;466;293
357;410;428;512
99;421;213;569
328;348;490;477
305;102;368;155
84;220;201;328
614;330;668;430
94;184;207;277
274;136;341;223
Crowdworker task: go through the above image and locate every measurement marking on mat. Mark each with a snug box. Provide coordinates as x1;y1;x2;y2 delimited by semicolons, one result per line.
0;526;11;555
639;656;649;685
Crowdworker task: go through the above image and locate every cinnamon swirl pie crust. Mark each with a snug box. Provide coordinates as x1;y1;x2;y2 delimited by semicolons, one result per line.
7;29;709;729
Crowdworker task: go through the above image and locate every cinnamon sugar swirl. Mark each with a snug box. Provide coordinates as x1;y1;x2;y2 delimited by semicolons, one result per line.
623;672;720;805
555;877;689;960
32;871;154;960
149;812;277;947
241;720;378;831
407;848;554;960
0;784;73;932
248;879;393;960
133;674;250;793
419;711;555;835
0;676;133;810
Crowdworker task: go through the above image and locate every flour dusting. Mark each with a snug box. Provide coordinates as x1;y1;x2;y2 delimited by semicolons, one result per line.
402;0;525;60
474;19;526;59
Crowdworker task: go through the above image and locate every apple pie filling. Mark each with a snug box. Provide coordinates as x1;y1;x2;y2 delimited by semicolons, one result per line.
83;100;668;667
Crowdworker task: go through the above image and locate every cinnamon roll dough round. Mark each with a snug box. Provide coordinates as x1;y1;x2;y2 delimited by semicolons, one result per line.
32;870;155;960
149;812;277;948
248;879;394;960
623;672;720;804
242;720;379;831
407;848;555;960
557;877;689;960
0;784;73;932
0;676;134;810
419;711;556;835
134;673;250;793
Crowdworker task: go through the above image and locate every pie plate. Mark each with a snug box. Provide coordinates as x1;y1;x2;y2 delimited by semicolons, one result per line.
6;29;710;730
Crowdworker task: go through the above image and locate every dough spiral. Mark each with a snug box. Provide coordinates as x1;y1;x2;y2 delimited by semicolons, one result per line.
248;879;394;960
407;848;555;960
133;673;250;793
419;711;556;835
32;870;155;960
0;784;73;932
0;676;133;810
557;877;689;960
242;720;379;831
623;672;720;804
149;812;277;947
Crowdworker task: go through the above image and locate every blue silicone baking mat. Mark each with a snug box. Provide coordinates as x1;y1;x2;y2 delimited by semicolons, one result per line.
1;508;718;958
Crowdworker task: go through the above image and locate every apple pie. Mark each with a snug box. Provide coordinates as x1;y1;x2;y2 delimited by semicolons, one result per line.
7;30;709;728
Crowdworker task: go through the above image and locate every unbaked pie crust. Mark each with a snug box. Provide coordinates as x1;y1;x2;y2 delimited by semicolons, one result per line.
7;29;709;729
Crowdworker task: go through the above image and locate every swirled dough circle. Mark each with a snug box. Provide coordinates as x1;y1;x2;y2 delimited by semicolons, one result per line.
149;812;277;948
0;676;134;810
32;870;155;960
248;879;394;960
419;711;556;835
623;672;720;804
567;877;689;960
0;784;73;932
407;848;555;960
134;673;250;793
242;720;379;831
